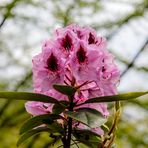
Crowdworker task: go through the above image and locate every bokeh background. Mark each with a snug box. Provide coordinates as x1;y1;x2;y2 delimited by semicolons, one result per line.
0;0;148;148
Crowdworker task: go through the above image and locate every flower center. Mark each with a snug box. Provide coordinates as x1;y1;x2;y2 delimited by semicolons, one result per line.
47;53;58;72
88;33;95;44
76;45;87;64
61;34;73;51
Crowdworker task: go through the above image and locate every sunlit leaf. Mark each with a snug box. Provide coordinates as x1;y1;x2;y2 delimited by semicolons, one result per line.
80;92;148;105
65;108;107;128
0;91;59;103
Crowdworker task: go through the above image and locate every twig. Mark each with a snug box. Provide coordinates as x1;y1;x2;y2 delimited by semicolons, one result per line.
0;0;20;29
121;40;148;77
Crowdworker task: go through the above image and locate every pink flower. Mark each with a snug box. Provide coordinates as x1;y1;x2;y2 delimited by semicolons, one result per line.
32;42;65;92
25;24;120;135
25;101;52;116
69;41;104;82
56;30;76;57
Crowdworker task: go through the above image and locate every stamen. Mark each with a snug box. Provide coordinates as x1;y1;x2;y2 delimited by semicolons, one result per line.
75;80;94;89
64;80;69;85
65;74;72;83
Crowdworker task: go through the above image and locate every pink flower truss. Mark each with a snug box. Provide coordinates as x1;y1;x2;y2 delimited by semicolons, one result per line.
25;24;120;135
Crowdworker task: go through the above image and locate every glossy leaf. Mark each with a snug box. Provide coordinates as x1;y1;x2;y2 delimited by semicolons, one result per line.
52;101;69;114
65;108;107;128
73;129;101;148
0;91;59;103
17;126;51;147
20;114;63;135
47;122;64;133
53;84;76;96
80;92;148;105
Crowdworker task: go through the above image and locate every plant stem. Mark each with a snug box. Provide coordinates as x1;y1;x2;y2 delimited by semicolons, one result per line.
66;116;72;148
62;124;67;147
64;96;74;148
101;101;121;148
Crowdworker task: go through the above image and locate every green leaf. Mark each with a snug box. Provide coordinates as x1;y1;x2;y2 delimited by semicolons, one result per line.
52;101;69;114
17;126;51;147
65;108;107;128
53;84;76;96
47;122;64;133
80;91;148;105
73;129;101;148
0;91;59;103
20;114;63;135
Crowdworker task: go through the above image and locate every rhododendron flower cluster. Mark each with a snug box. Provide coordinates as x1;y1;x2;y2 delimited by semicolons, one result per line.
25;24;120;135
